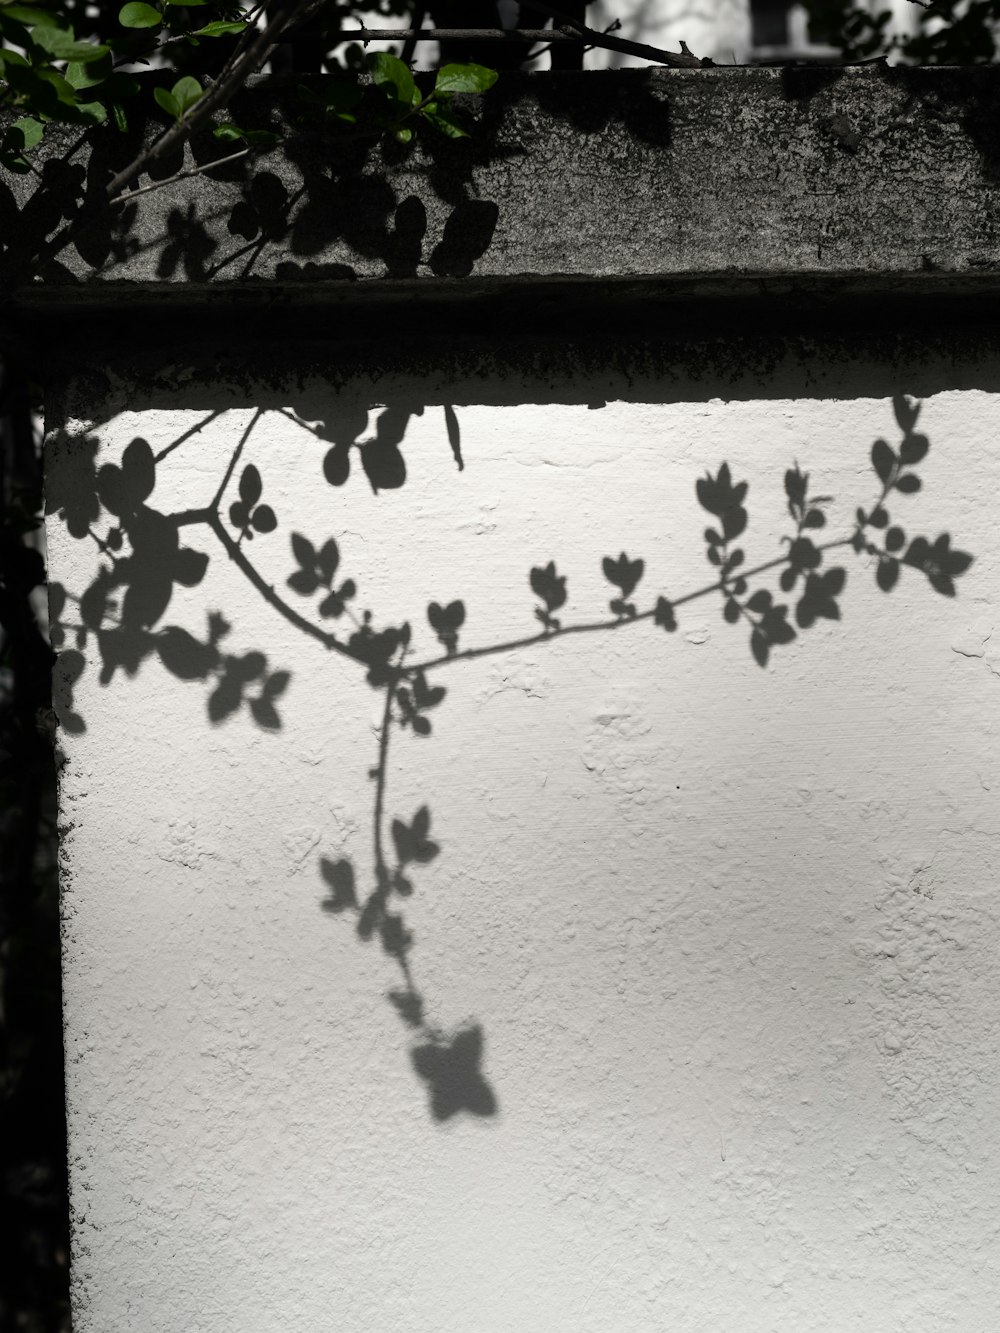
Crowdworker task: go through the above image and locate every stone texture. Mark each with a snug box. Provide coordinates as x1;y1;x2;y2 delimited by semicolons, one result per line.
9;65;1000;310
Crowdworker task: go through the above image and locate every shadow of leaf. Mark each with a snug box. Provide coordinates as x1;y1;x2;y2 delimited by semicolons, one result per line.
44;430;101;538
429;199;499;277
52;649;86;734
411;1025;498;1121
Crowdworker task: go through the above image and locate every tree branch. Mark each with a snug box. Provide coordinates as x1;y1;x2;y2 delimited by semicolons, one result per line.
405;537;854;675
208;508;367;666
210;406;262;511
153;409;226;464
332;27;588;43
326;26;709;66
521;1;710;65
104;0;323;203
372;663;399;879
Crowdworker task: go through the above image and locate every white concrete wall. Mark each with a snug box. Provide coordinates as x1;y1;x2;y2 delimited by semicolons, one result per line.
47;369;1000;1331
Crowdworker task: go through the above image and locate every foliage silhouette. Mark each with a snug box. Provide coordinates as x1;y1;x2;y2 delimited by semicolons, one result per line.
530;559;567;631
1;362;70;1333
42;392;974;1123
427;598;465;655
806;0;1000;65
411;1025;497;1121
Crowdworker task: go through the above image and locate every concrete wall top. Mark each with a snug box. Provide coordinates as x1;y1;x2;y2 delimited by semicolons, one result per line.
10;65;1000;316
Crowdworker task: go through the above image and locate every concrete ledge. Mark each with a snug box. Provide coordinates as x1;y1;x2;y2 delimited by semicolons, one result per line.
8;65;1000;315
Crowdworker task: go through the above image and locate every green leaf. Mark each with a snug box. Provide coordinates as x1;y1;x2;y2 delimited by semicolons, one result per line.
420;101;468;138
433;62;498;95
78;98;107;124
367;51;420;108
110;100;129;132
154;86;180;119
65;52;112;89
2;5;60;26
394;124;413;144
191;19;247;35
1;116;45;171
11;115;43;149
171;74;202;113
0;49;30;70
243;128;280;149
118;2;162;27
3;63;94;121
213;121;277;151
32;66;81;107
66;40;112;63
32;27;111;62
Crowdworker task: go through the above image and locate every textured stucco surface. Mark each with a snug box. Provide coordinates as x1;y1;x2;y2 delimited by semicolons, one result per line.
11;65;1000;304
46;352;1000;1331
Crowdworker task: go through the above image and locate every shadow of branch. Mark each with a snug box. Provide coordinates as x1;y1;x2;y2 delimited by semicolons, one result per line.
44;392;974;1121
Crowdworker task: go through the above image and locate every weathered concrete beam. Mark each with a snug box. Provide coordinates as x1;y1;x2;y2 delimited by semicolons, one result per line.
8;65;1000;315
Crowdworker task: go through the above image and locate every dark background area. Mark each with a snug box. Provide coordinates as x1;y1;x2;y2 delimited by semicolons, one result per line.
0;367;71;1333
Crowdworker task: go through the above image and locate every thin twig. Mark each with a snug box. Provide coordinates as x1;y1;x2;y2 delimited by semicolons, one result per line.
400;7;425;64
372;661;399;878
523;16;623;67
205;239;264;281
210;406;264;511
104;0;324;203
525;1;710;66
109;147;251;208
208;509;366;665
154;409;226;464
196;407;367;665
331;27;588;43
